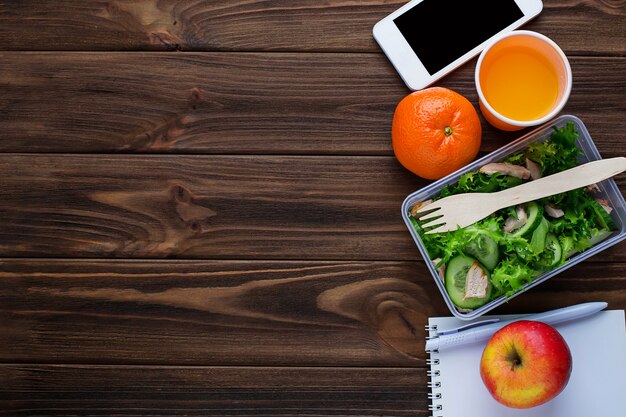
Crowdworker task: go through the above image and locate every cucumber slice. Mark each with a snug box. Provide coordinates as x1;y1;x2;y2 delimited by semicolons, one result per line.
509;202;544;238
462;232;499;271
590;200;616;231
445;255;492;310
534;233;562;270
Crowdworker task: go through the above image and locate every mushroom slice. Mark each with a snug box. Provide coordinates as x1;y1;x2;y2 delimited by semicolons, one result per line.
503;205;528;233
464;262;489;299
432;258;446;282
545;204;565;218
410;199;433;217
596;198;613;215
525;158;542;180
479;163;531;179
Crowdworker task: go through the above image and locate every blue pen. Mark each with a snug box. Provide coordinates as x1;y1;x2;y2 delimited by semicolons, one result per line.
425;302;608;352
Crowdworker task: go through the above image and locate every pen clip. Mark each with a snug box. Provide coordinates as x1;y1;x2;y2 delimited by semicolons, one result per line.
437;318;501;335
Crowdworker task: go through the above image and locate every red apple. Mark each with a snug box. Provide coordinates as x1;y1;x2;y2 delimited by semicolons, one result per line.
480;320;572;408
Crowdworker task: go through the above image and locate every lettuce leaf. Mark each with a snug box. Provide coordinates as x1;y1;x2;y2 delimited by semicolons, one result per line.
439;171;523;197
525;122;582;175
491;258;537;297
529;217;550;254
413;216;503;267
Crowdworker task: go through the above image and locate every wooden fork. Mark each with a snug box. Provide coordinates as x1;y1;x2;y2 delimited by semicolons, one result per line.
413;157;626;234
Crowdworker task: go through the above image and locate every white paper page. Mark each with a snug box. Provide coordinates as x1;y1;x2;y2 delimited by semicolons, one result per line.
428;310;626;417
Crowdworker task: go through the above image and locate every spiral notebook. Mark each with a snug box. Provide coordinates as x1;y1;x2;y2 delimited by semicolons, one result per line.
426;310;626;417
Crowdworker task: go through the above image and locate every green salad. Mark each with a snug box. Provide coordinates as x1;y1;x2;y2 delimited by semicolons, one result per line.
409;122;616;311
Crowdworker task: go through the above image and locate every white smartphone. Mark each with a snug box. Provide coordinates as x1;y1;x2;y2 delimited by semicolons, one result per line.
373;0;543;90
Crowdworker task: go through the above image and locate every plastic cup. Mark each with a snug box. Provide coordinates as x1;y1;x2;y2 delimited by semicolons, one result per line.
475;30;572;131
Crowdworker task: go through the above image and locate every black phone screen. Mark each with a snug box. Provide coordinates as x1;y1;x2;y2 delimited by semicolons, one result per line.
393;0;524;75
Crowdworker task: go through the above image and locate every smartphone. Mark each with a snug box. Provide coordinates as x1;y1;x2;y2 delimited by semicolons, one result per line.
373;0;543;90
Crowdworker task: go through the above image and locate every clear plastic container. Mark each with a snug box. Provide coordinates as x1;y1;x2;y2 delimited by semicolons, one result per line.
401;115;626;320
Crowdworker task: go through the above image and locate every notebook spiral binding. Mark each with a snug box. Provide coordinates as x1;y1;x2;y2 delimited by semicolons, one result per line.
426;323;443;417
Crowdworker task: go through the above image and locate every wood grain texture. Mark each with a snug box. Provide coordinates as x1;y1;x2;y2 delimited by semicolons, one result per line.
1;154;625;260
0;365;427;416
0;154;417;259
0;52;624;155
1;259;624;366
0;0;624;54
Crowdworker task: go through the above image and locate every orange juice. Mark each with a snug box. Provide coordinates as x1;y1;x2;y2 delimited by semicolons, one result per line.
479;45;559;122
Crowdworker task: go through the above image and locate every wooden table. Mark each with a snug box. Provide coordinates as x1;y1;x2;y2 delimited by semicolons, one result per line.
1;1;624;415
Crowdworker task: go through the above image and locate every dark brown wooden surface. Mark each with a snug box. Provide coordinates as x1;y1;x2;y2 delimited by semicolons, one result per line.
0;365;426;416
1;260;624;367
1;0;624;54
1;1;625;416
1;53;624;154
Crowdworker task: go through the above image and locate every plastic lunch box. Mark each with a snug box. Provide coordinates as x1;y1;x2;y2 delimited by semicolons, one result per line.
401;115;626;320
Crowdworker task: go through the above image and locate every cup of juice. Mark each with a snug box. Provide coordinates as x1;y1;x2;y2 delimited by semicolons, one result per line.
475;30;572;131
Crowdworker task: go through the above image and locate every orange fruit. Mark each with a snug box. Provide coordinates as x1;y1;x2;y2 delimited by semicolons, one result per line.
392;87;482;180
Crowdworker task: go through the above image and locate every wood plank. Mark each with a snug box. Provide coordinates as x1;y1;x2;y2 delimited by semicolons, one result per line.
1;154;625;260
1;259;624;365
0;53;624;155
0;154;417;259
0;365;427;416
0;1;624;54
0;153;623;260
